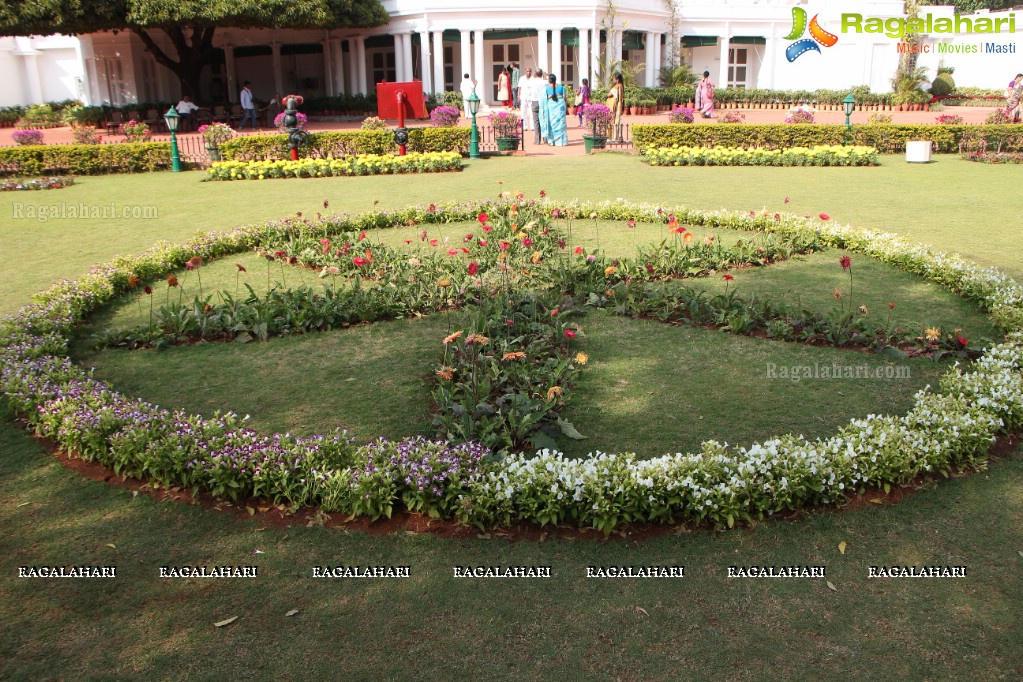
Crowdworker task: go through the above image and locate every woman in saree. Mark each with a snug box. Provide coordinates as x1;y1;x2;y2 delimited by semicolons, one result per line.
497;66;512;108
1007;73;1023;122
606;72;625;142
696;71;715;118
540;73;568;146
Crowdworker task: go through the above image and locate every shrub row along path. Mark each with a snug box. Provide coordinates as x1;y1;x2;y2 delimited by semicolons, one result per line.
1;105;1004;158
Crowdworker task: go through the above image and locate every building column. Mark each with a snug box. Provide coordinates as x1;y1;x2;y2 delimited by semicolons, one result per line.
578;28;590;85
653;33;663;87
402;33;414;82
459;30;471;82
550;29;562;82
613;30;623;73
472;29;485;95
14;40;45;104
225;46;237;101
718;37;730;90
591;25;601;86
271;41;283;97
393;34;405;82
323;34;335;97
644;32;655;87
419;30;432;91
432;31;445;92
763;30;777;90
355;37;368;94
538;28;549;73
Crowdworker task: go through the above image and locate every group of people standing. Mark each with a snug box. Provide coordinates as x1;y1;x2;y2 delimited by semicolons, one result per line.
1006;73;1023;122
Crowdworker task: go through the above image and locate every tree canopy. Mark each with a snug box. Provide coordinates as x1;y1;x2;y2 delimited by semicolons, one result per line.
943;0;1018;12
0;1;391;101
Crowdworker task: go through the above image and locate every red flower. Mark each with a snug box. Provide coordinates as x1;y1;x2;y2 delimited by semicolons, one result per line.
428;203;437;213
784;196;790;204
447;248;459;256
839;256;852;270
723;274;734;282
499;241;510;251
403;239;413;244
358;230;366;242
274;250;286;258
478;212;489;224
672;226;686;234
539;189;546;198
522;237;532;247
482;224;493;234
464;233;474;242
774;213;781;221
420;229;428;242
236;263;247;272
574;246;584;255
551;208;561;218
143;285;153;295
342;243;351;254
749;211;756;218
468;262;479;276
364;248;373;262
645;264;655;273
564;329;577;339
353;256;367;266
557;239;566;248
505;319;514;325
888;302;896;309
167;274;179;287
323;200;329;209
478;239;488;247
320;238;331;244
429;239;439;247
627;219;636;229
460;247;470;254
321;240;331;254
957;336;968;346
819;213;831;221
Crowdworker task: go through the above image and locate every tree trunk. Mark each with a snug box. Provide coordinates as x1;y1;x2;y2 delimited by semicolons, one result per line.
134;25;216;101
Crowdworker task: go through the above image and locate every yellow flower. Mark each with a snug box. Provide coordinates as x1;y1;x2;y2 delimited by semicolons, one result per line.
438;277;452;288
546;386;564;401
925;327;940;341
531;251;542;264
604;266;616;276
574;352;588;365
858;305;868;315
443;330;463;344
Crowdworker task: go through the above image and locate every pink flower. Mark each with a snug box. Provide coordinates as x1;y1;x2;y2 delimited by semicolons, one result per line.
430;239;439;247
468;262;479;276
564;329;577;339
447;248;459;256
353;256;367;267
839;256;852;270
723;274;734;282
522;237;532;247
478;212;489;224
464;233;474;242
627;219;636;229
358;230;367;242
819;213;830;221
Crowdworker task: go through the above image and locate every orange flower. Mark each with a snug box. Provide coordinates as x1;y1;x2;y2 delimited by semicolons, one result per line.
546;386;564;400
466;333;490;345
167;274;179;288
435;367;454;381
127;274;139;289
574;352;588;365
682;232;694;243
443;330;463;344
502;351;527;361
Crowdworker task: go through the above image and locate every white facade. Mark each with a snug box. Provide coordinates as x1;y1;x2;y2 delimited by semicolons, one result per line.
3;1;1022;106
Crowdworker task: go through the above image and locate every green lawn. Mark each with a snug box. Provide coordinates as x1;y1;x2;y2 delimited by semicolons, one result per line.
2;156;1022;679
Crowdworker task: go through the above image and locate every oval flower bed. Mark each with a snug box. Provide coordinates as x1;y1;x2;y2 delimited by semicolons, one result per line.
1;176;75;191
2;199;1022;535
206;151;464;181
642;145;879;167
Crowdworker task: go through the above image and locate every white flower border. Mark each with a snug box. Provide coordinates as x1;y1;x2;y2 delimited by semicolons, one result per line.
2;199;1021;532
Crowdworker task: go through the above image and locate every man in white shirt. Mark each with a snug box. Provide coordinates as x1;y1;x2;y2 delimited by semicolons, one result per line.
520;68;534;130
239;82;258;130
175;95;200;131
460;73;476;120
528;70;545;143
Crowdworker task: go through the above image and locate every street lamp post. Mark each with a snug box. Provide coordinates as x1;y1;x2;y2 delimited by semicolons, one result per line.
163;107;181;172
468;89;481;160
842;93;856;147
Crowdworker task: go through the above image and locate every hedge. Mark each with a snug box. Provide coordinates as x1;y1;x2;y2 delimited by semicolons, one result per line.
220;128;471;161
632;124;1023;154
0;142;171;176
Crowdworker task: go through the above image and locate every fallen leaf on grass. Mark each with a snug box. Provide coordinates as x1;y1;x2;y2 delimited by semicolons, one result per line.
105;543;116;549
635;607;649;617
252;550;264;555
1018;551;1023;559
285;609;299;617
869;498;883;504
246;506;255;516
826;581;838;592
838;541;847;555
213;616;238;628
16;501;32;507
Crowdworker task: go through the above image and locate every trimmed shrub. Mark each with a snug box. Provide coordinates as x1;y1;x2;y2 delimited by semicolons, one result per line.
0;143;171;175
219;128;470;160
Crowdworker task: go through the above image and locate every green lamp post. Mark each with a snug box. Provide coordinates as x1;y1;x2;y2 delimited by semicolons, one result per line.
843;93;856;131
468;89;481;160
163;106;181;172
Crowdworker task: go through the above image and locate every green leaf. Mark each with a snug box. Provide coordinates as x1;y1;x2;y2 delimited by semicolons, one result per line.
557;418;587;440
530;433;559;452
882;346;907;359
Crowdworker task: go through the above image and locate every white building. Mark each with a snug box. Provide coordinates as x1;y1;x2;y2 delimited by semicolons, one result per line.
2;1;1020;107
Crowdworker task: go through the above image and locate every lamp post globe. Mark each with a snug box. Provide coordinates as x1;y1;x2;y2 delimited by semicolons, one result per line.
163;106;181;172
468;89;481;160
843;93;856;130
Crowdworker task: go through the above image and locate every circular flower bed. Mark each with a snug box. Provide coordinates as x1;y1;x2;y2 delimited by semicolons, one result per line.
2;200;1021;534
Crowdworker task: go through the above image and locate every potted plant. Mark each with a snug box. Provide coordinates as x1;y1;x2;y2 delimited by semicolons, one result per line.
488;110;521;151
118;119;152;142
429;106;461;127
198;122;235;160
581;103;613;153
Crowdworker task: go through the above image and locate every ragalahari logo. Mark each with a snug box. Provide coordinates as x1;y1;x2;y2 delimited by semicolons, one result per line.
785;7;839;62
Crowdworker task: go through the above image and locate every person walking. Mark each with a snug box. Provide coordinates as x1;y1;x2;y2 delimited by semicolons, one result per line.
460;73;476;120
576;78;591;127
521;68;535;130
497;66;512;108
530;69;545;144
511;62;521;109
239;81;259;130
697;71;716;118
606;72;625;142
541;73;568;146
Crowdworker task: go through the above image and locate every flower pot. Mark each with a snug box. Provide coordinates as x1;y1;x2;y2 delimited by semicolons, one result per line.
205;143;222;161
496;136;519;151
582;134;607;154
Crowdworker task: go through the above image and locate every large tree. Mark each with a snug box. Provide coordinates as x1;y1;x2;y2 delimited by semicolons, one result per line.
945;1;1018;11
0;1;390;98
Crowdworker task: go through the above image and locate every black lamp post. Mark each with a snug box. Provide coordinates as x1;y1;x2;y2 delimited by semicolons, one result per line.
468;89;481;160
163;107;181;172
